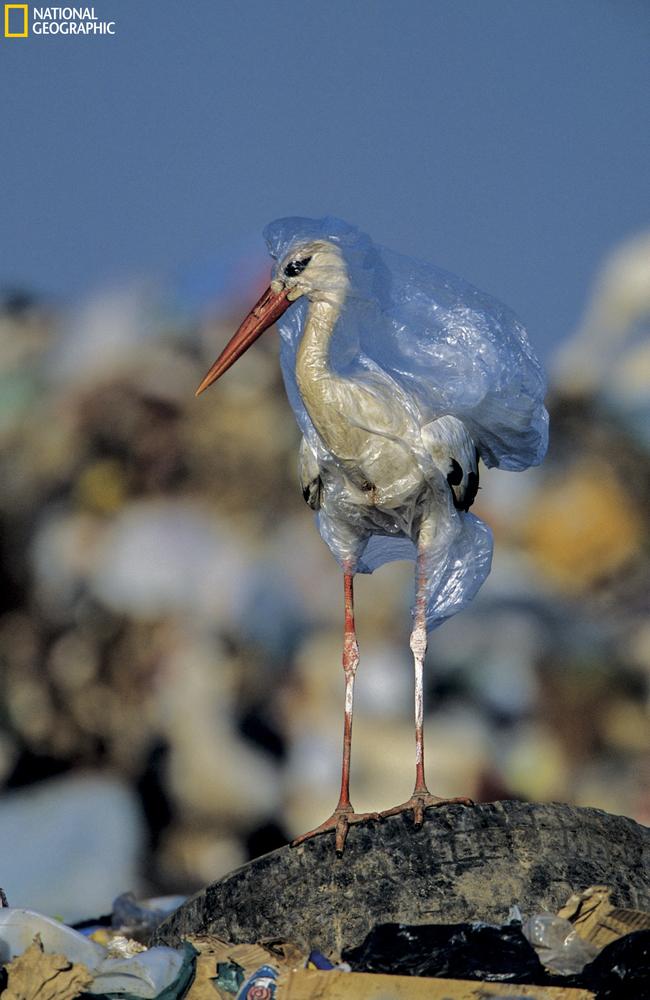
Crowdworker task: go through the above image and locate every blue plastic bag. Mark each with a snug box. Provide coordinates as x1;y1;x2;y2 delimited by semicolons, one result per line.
264;216;548;628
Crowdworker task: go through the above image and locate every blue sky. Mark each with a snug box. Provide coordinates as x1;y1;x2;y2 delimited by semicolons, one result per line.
2;0;648;358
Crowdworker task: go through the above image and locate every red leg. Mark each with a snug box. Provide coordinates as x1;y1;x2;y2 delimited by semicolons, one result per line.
381;531;473;826
292;571;379;855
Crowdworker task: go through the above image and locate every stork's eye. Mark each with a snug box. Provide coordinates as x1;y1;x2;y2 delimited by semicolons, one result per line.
284;256;312;278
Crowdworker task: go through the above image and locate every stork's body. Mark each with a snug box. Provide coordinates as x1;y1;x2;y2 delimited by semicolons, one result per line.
197;217;548;854
291;263;480;849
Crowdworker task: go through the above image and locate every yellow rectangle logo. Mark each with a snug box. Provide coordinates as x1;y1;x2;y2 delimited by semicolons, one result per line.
5;4;28;37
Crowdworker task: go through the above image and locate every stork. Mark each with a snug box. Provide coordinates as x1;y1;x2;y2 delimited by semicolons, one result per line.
196;217;548;855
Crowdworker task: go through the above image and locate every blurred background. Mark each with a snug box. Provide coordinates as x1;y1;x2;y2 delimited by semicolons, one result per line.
0;0;648;920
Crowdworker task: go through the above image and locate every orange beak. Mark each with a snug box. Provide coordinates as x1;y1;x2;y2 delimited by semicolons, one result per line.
195;285;292;397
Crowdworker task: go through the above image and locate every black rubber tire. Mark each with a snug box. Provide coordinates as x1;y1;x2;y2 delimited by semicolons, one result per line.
155;800;649;956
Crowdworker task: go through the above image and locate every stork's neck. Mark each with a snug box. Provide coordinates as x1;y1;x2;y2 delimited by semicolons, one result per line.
295;290;381;469
294;288;418;494
295;294;356;457
295;296;343;397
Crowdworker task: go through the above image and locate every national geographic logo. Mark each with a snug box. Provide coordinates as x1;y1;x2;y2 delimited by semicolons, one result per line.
5;4;28;36
4;4;117;37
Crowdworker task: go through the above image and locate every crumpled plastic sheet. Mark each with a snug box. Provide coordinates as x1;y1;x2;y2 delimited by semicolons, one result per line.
573;930;650;999
264;216;548;629
342;921;650;995
342;921;550;983
522;912;599;975
0;909;195;1000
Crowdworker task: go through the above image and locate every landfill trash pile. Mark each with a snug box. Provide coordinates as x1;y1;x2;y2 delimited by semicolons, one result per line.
0;233;648;913
0;896;196;1000
0;885;648;999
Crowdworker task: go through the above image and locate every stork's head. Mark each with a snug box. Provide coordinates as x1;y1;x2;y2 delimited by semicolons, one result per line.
196;239;349;396
271;240;349;306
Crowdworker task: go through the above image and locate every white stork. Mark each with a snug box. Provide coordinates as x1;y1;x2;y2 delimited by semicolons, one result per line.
196;217;548;854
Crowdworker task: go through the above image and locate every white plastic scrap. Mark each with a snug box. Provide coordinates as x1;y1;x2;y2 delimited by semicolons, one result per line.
522;912;600;975
0;909;188;999
90;946;187;998
105;936;147;959
0;909;105;969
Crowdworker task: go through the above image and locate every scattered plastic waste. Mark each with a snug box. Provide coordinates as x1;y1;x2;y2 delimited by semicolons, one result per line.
342;917;650;993
213;960;244;995
305;950;336;971
522;912;599;974
236;962;277;999
342;917;650;995
342;921;549;983
3;938;93;1000
576;929;650;998
91;942;197;999
0;908;196;1000
187;936;282;1000
106;935;148;958
304;950;351;974
2;886;649;999
0;909;106;970
89;932;147;957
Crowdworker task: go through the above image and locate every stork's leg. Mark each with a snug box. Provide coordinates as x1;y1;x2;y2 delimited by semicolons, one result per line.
381;531;473;826
292;571;379;855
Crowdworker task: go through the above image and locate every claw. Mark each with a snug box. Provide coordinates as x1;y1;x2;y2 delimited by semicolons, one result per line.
381;792;473;826
292;806;380;855
335;814;349;856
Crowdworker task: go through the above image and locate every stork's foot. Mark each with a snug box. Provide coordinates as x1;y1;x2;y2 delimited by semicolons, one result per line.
381;790;474;828
291;804;380;856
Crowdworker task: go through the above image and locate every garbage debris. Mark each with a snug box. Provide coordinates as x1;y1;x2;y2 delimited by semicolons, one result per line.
522;886;650;993
342;921;551;983
0;909;106;970
3;938;93;1000
338;885;650;995
0;909;196;1000
279;968;595;998
93;935;147;959
521;913;599;974
1;885;649;1000
576;930;650;999
305;951;336;971
236;962;277;999
74;893;186;948
213;960;244;995
184;937;283;1000
90;941;197;999
557;884;650;949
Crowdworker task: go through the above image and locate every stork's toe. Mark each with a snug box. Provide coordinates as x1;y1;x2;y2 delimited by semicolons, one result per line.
381;791;473;826
291;805;380;856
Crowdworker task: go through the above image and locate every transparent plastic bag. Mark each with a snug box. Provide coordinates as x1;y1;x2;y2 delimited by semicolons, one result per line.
522;912;600;975
263;217;548;628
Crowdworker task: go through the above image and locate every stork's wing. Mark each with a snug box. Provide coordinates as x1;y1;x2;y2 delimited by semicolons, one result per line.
364;244;549;472
298;435;322;510
422;415;480;512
